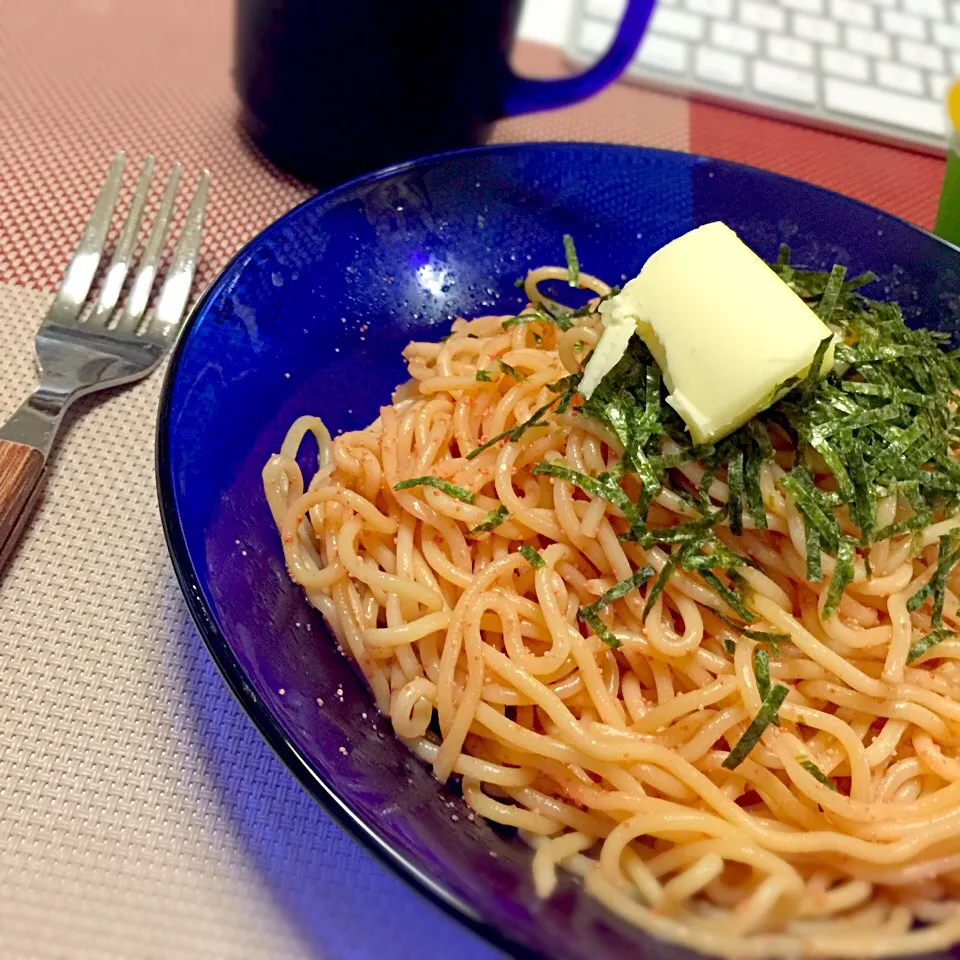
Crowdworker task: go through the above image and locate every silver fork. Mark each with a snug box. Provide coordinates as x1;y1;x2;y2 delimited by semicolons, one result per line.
0;151;209;568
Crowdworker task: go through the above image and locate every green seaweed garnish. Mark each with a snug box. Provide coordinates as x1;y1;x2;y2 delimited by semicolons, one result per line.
907;626;955;664
466;397;560;460
722;684;789;770
816;265;846;325
752;647;780;727
701;571;753;621
563;234;579;288
753;648;772;700
580;566;655;622
475;369;493;382
823;537;856;619
498;359;524;381
579;607;621;648
642;552;681;622
467;505;510;537
502;310;555;330
394;476;475;504
727;448;745;536
716;614;786;655
518;545;546;569
486;241;960;621
532;460;642;530
798;758;837;791
905;535;960;662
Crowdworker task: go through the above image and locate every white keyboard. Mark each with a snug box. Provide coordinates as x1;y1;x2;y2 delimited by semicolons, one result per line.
567;0;954;152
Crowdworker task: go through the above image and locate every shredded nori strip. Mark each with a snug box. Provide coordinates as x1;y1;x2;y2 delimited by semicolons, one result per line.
532;460;641;530
580;566;655;620
701;570;755;622
467;505;509;537
502;309;570;331
716;614;786;655
753;647;780;726
744;423;770;531
823;537;856;619
798;757;837;790
907;535;960;625
907;626;955;664
518;545;545;569
498;359;524;381
801;335;836;405
727;448;745;536
579;607;621;649
816;264;846;325
563;234;580;288
466;397;560;460
394;476;475;503
753;648;772;700
721;684;789;770
643;551;682;622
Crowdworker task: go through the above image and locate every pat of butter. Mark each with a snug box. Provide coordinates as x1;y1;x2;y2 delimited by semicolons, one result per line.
580;222;835;445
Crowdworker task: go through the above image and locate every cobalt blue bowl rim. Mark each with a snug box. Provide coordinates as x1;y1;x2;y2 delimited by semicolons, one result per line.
154;140;958;960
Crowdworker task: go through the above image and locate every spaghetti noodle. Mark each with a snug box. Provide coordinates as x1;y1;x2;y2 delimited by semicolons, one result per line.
263;258;960;957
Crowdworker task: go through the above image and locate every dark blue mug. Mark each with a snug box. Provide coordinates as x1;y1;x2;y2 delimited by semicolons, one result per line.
234;0;654;187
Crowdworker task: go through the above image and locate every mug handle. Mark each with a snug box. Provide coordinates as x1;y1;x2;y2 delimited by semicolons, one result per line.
502;0;656;117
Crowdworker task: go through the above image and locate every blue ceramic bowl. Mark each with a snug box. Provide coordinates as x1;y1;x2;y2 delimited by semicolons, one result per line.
157;143;960;960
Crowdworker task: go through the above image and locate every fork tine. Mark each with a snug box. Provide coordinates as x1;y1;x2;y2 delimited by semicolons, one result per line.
86;156;155;327
46;151;125;325
113;162;181;334
145;170;210;340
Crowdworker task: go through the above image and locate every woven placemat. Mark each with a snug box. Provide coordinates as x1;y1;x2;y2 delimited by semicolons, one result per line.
0;2;943;958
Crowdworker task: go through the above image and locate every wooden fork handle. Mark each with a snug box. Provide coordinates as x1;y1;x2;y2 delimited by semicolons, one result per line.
0;439;45;569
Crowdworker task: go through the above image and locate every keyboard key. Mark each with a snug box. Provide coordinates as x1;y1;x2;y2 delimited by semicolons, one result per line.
585;0;626;17
845;26;891;57
753;60;817;103
904;0;945;16
651;7;705;40
930;74;950;101
881;11;925;41
821;47;870;79
934;22;960;50
686;0;732;15
792;13;839;43
876;61;924;94
951;50;960;72
739;0;786;30
829;0;874;24
899;40;945;70
580;19;616;54
695;46;746;86
952;1;960;22
780;0;823;11
712;20;760;52
768;35;815;66
825;77;945;135
863;0;896;7
637;34;689;73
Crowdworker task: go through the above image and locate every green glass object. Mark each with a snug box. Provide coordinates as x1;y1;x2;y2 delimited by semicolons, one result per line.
935;150;960;247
